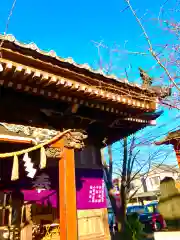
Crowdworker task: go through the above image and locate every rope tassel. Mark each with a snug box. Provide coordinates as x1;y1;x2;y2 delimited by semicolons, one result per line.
11;154;19;181
40;147;47;169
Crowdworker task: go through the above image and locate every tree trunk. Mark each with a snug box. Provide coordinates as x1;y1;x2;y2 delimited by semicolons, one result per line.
119;137;128;232
101;147;118;217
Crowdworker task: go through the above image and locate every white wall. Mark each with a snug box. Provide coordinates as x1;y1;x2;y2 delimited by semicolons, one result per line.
114;167;179;197
116;176;144;197
128;177;144;196
154;232;180;240
145;170;179;192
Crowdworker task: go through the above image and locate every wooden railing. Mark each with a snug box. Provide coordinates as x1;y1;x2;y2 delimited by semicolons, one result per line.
0;191;58;225
0;191;58;239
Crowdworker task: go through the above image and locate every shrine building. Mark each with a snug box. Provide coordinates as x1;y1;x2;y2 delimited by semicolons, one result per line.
0;34;163;240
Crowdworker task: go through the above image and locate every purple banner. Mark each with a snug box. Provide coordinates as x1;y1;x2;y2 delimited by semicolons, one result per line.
22;169;107;210
0;166;107;210
23;190;57;208
76;169;106;210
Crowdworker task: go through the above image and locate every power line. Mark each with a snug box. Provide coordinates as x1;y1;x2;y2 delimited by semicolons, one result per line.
0;0;17;55
110;121;179;158
4;0;17;35
110;114;180;150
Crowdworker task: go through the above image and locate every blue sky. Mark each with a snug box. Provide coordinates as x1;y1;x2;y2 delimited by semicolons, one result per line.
1;0;179;169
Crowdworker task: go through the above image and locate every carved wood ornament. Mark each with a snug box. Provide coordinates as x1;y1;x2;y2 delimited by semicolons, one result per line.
64;130;88;149
45;147;63;158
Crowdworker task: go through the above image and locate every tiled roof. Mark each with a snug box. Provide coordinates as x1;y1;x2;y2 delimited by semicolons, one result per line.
0;34;154;93
155;130;180;145
151;164;179;173
0;34;159;113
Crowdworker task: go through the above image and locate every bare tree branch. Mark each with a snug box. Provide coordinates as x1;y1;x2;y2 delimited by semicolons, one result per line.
125;0;180;91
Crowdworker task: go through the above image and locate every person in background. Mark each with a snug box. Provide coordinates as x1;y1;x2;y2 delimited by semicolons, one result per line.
108;211;115;232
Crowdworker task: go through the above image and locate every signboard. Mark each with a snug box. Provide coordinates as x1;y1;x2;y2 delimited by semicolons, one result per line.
76;169;106;209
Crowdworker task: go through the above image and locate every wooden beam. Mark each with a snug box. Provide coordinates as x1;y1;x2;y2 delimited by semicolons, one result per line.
0;135;36;144
53;139;78;240
0;57;155;111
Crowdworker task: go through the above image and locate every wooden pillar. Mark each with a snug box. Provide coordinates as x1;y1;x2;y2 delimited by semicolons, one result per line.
173;141;180;168
53;139;78;240
175;150;180;167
